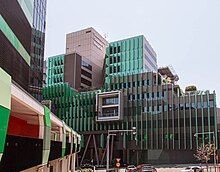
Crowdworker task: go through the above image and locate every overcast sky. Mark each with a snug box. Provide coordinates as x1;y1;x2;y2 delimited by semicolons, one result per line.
45;0;220;106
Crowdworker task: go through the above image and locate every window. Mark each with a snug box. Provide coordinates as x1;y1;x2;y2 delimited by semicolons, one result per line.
132;95;135;100
110;47;113;54
110;57;112;64
81;69;92;79
81;77;92;86
128;82;131;88
132;82;135;87
114;47;117;54
114;56;117;63
137;81;140;87
111;84;114;90
203;102;208;108
142;80;145;86
113;66;117;73
210;101;214;107
152;92;154;98
147;79;150;85
117;65;120;72
118;83;121;89
109;67;112;73
81;60;92;71
118;56;120;62
118;46;121;53
157;92;160;97
147;93;149;99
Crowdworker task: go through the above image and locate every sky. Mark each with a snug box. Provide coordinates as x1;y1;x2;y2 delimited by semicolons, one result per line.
45;0;220;106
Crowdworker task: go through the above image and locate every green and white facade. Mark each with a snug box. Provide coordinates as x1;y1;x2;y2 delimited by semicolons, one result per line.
43;34;220;165
46;54;65;86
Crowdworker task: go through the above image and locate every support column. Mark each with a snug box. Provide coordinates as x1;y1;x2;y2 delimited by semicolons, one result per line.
0;68;11;162
42;106;51;165
62;121;67;157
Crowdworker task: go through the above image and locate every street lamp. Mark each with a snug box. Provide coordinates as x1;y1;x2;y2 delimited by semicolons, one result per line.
194;131;216;170
106;127;137;171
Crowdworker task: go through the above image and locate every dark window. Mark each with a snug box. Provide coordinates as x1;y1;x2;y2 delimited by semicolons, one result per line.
123;83;126;88
118;56;120;62
152;92;154;98
110;57;112;64
142;80;145;86
113;66;117;73
81;69;92;79
132;82;135;87
132;95;135;100
81;77;92;86
137;81;140;87
117;66;120;72
110;84;114;90
81;60;92;71
119;83;122;89
113;56;116;63
118;46;121;53
109;67;112;73
128;82;131;88
110;47;113;54
157;92;160;97
86;30;91;33
147;79;149;85
114;47;117;54
147;93;149;98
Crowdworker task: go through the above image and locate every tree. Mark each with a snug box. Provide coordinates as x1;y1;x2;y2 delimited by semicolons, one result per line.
194;143;216;171
185;85;197;92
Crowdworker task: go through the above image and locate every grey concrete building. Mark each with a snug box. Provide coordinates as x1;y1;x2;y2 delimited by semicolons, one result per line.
66;27;108;89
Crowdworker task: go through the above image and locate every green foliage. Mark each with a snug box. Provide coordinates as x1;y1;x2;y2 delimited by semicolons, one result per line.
194;143;216;164
185;85;197;92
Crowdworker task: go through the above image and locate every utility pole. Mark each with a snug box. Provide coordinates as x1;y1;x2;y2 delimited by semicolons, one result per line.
106;127;136;171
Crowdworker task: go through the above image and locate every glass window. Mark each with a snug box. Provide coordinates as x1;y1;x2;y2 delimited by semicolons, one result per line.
157;92;160;97
110;47;113;54
210;101;214;107
118;46;121;53
132;82;135;87
118;56;120;62
114;47;117;54
128;82;131;88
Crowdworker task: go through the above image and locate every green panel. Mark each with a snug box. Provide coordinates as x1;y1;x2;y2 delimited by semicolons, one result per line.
42;106;51;164
17;0;33;25
0;105;10;161
0;15;30;65
0;68;11;109
44;106;51;127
